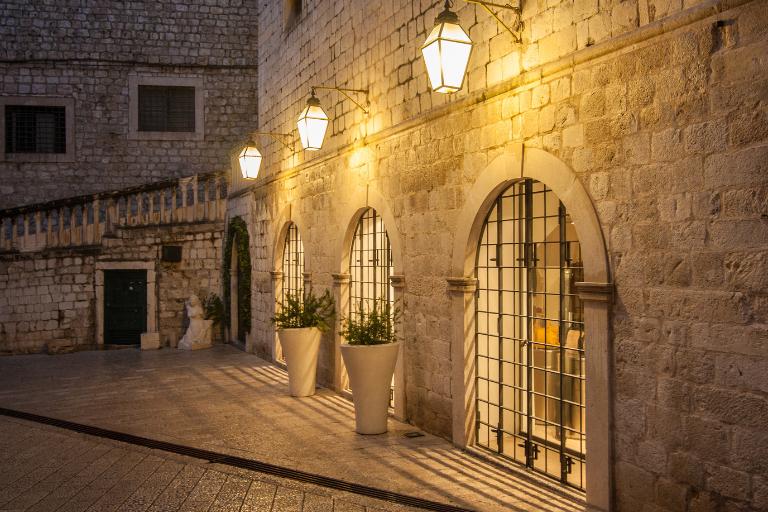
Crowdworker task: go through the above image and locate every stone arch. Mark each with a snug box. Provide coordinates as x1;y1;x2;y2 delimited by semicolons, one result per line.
449;145;613;511
334;186;403;276
331;186;407;419
269;205;310;362
223;216;252;346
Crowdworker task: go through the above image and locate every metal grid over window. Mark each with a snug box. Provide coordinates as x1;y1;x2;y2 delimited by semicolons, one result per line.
349;208;393;316
281;222;305;302
5;105;66;154
138;86;195;132
475;179;586;490
348;208;394;400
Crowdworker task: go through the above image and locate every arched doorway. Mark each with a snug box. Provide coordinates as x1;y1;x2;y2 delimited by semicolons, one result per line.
224;216;251;345
475;178;585;489
348;207;395;405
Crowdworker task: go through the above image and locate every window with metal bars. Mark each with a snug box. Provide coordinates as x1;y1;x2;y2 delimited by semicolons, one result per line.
349;208;393;317
349;208;395;402
138;86;195;132
475;179;586;491
5;105;66;154
281;222;305;303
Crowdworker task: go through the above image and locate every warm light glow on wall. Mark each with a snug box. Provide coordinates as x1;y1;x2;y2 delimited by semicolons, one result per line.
297;91;329;151
238;145;262;179
421;1;473;94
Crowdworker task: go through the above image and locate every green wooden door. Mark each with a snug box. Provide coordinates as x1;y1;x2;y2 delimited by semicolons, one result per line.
104;270;147;345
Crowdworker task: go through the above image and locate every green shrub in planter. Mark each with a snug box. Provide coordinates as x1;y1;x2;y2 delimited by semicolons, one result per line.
271;289;335;332
339;299;401;345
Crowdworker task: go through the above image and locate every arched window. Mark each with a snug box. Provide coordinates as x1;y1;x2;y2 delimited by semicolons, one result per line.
475;179;586;490
281;222;304;302
350;208;393;312
348;208;394;401
275;221;304;363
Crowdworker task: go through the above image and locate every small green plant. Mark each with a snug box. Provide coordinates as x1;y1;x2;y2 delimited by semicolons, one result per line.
272;289;335;332
339;299;401;346
202;293;224;325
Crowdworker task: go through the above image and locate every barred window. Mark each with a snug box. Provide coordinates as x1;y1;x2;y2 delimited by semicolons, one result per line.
138;86;195;132
5;105;66;154
281;222;305;302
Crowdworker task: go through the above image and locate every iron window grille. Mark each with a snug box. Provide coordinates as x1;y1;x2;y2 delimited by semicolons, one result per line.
5;105;66;154
349;208;395;402
281;222;305;303
475;179;586;491
138;85;195;132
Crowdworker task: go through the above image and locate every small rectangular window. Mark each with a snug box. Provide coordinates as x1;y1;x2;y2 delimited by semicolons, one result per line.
5;105;66;154
138;85;195;132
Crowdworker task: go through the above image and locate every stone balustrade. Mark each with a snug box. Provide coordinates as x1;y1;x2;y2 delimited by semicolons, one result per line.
0;172;227;253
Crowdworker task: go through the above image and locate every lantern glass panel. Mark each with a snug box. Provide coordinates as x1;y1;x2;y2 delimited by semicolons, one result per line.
239;146;262;179
421;21;472;93
297;104;329;151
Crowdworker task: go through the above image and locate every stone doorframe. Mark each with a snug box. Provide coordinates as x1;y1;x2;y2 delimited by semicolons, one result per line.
95;261;157;345
333;186;407;421
449;144;613;512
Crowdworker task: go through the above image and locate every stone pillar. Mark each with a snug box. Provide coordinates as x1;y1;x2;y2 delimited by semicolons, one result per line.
576;281;614;512
390;274;406;420
447;276;478;448
271;270;283;361
332;272;350;392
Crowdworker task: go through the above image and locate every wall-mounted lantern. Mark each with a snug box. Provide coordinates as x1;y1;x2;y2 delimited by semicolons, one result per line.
422;0;522;94
297;89;330;151
421;1;473;94
239;132;296;180
298;86;369;151
238;144;263;179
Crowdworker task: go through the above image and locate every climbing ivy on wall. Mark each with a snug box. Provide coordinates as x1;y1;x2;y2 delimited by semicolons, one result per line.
223;216;252;334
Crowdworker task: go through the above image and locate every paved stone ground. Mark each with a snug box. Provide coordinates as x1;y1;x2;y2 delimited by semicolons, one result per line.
0;416;423;512
0;346;584;512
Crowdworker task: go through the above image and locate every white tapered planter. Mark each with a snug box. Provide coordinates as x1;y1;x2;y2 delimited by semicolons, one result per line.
277;327;322;397
341;341;401;435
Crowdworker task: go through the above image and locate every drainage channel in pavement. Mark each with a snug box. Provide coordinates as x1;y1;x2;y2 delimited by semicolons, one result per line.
0;407;474;512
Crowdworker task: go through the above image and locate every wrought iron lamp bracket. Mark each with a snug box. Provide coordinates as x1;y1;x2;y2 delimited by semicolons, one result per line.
310;85;370;115
252;132;296;153
462;0;524;44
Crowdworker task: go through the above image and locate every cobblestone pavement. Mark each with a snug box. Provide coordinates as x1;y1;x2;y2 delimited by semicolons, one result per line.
0;346;584;512
0;416;423;512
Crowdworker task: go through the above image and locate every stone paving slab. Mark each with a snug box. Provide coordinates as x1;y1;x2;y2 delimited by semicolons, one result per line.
0;417;425;512
0;346;585;511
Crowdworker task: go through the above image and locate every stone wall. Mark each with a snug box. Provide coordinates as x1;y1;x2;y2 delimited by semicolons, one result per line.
0;222;224;353
230;0;768;510
0;250;97;354
0;0;258;208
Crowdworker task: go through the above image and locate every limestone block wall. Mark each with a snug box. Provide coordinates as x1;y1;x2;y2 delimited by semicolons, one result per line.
231;0;768;510
0;223;224;353
0;0;258;208
0;252;96;354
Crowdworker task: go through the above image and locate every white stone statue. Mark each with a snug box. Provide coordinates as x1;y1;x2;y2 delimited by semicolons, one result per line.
178;295;213;350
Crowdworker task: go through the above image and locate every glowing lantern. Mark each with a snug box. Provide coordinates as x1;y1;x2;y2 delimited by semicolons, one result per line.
297;89;329;150
421;1;473;94
238;144;262;179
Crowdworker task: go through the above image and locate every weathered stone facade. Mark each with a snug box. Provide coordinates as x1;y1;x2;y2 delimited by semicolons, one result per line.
0;223;223;354
0;0;258;208
0;175;226;354
225;1;768;511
